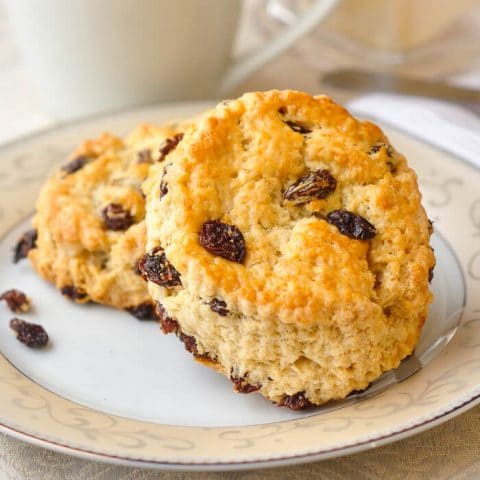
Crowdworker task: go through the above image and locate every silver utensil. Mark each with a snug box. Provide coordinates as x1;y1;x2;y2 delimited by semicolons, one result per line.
322;69;480;105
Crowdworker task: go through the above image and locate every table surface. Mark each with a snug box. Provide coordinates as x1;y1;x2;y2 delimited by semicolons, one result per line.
1;1;480;479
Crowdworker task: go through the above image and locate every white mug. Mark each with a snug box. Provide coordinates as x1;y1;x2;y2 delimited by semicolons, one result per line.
5;0;339;119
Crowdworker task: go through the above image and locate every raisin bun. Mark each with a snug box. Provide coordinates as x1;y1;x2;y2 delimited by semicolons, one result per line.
142;90;435;408
27;123;186;318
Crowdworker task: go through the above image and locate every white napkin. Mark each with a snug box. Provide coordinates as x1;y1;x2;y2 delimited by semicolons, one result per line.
348;93;480;170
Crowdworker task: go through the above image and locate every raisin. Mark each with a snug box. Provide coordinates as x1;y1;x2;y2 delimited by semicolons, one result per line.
61;155;91;174
13;229;37;263
159;178;168;199
178;332;214;361
159;182;168;198
230;373;261;393
10;318;49;348
101;203;134;231
137;149;153;164
370;143;396;172
199;220;246;263
387;161;396;173
208;298;229;316
369;143;394;157
137;247;182;287
159;165;169;199
178;332;199;355
283;170;337;205
278;106;287;114
126;302;156;320
60;285;87;301
369;144;382;154
326;210;376;240
158;133;183;162
428;219;434;235
155;302;179;333
428;267;434;283
284;120;311;134
0;289;31;313
278;391;315;410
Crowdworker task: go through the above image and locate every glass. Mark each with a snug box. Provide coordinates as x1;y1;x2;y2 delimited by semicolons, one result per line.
255;0;480;77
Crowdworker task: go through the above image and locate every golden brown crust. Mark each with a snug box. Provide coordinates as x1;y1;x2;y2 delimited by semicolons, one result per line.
29;123;183;309
144;90;435;406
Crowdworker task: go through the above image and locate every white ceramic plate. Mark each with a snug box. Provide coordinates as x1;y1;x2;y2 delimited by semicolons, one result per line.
0;102;479;471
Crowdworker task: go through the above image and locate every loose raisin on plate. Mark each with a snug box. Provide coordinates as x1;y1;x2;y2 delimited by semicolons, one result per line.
0;289;31;313
230;373;261;393
283;170;337;205
137;247;182;287
13;229;37;263
101;203;134;231
199;220;246;263
137;148;153;164
158;133;184;162
61;155;91;174
60;285;87;301
10;318;48;348
155;302;179;334
126;302;156;320
278;391;315;410
208;298;229;316
284;120;311;134
326;209;376;240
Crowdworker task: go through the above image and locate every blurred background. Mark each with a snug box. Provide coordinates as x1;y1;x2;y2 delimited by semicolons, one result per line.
255;0;480;76
1;0;480;141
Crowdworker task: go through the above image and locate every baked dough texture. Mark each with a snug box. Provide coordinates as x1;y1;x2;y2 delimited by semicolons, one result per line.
29;122;184;311
144;90;435;407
